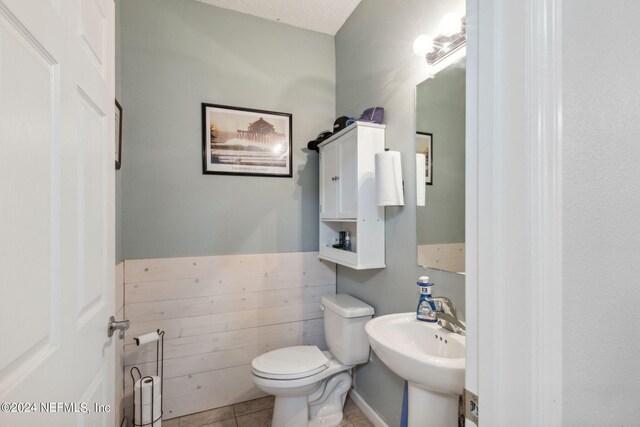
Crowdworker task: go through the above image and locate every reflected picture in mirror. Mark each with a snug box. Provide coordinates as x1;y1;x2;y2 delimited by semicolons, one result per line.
416;57;466;274
417;132;433;185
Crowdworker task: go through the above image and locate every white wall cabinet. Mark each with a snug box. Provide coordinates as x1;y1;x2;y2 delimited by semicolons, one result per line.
318;122;386;269
320;130;358;219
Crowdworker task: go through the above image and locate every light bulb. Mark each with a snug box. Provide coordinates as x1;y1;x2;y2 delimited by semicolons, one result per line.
413;35;434;56
439;13;462;36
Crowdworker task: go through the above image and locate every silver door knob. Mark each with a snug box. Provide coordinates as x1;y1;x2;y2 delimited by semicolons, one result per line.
108;316;130;339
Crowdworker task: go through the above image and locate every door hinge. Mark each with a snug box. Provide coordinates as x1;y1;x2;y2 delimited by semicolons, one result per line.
463;388;479;425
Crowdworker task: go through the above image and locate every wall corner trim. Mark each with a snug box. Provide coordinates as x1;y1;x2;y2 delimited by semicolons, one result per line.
472;0;563;424
528;0;563;425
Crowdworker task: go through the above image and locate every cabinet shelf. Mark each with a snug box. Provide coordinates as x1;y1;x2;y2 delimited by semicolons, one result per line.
317;122;386;270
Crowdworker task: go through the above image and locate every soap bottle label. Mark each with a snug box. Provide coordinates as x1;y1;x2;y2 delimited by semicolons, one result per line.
416;297;437;322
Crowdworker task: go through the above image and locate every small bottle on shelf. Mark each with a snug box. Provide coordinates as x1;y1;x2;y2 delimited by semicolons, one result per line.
344;232;351;251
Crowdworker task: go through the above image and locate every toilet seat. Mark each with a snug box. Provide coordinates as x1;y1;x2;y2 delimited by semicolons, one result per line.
252;346;330;380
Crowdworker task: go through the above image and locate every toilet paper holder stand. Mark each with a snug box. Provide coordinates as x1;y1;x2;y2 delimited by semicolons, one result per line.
130;329;165;427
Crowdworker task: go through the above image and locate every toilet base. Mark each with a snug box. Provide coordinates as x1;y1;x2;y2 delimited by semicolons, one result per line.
271;395;346;427
308;412;343;427
272;395;309;427
309;412;344;427
269;371;352;427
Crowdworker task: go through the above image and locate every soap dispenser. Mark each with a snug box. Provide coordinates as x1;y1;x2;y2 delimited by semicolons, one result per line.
416;276;437;322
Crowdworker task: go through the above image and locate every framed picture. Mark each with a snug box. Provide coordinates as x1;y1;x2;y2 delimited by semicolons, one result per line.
416;132;433;185
202;103;292;177
115;99;123;170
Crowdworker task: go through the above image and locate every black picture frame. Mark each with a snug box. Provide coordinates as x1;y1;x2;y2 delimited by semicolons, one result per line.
202;103;293;178
115;99;123;170
417;132;433;185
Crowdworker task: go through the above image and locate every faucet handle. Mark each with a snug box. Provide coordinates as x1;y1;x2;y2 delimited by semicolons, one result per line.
431;296;457;316
435;312;466;335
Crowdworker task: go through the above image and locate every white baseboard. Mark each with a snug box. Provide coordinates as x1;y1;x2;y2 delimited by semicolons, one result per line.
348;388;389;427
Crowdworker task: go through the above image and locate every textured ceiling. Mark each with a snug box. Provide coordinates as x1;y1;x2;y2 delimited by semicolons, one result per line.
194;0;362;35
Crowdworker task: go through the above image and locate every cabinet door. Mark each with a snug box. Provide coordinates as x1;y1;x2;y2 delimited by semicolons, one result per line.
320;141;339;218
338;131;358;218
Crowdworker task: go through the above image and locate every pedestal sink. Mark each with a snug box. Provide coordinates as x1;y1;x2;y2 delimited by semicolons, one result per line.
365;312;465;427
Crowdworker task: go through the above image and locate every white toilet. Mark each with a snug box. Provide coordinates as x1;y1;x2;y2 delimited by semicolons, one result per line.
251;294;374;427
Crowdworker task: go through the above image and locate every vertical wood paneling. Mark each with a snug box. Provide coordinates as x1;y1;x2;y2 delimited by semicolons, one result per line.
116;262;124;313
123;252;335;420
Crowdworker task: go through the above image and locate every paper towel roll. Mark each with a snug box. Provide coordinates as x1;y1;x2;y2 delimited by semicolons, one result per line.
134;376;162;426
135;331;160;346
375;151;404;206
416;153;426;206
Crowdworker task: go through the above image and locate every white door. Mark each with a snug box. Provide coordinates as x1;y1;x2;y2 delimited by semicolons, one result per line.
320;131;358;220
0;0;116;426
337;130;357;218
320;141;339;219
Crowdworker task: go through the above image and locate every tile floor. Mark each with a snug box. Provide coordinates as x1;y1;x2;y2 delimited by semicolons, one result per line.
162;395;375;427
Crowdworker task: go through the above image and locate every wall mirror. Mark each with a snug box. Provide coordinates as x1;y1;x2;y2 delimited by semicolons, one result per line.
416;57;466;274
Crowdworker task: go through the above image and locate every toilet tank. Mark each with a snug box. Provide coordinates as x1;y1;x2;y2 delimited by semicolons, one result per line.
321;294;374;366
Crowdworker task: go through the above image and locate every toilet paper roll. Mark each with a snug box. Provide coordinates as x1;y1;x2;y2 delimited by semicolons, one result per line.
134;377;162;426
134;397;162;426
134;376;161;406
375;151;404;206
135;331;160;346
416;153;426;206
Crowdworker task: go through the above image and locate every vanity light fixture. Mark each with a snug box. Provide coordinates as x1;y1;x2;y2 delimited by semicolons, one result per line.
413;14;466;66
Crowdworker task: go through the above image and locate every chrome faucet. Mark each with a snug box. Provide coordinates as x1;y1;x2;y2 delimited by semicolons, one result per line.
430;296;466;336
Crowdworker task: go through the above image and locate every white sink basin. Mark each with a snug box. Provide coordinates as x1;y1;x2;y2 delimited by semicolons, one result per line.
365;312;465;394
365;312;465;426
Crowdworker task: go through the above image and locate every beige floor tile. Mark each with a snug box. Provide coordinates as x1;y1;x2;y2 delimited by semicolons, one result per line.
343;397;357;412
345;410;367;423
345;410;367;422
200;419;238;427
338;416;355;427
352;419;375;427
343;399;366;422
179;405;235;427
233;396;275;417
163;418;180;427
236;408;273;427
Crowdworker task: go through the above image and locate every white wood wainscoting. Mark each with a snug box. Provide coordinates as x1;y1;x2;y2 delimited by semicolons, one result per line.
122;252;336;420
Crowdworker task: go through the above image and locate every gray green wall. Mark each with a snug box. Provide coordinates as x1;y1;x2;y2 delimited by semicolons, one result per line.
416;60;465;245
117;0;466;423
119;0;335;260
335;0;465;425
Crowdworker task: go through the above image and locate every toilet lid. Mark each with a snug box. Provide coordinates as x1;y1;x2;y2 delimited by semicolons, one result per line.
252;346;329;380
